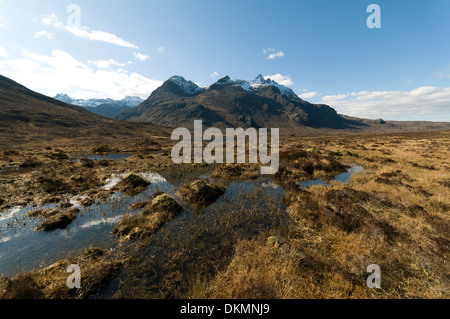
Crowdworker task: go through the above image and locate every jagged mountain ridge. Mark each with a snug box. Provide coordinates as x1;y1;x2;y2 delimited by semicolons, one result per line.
116;74;356;129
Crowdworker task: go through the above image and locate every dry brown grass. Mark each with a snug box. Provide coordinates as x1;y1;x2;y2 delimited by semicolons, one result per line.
206;130;450;299
1;130;448;299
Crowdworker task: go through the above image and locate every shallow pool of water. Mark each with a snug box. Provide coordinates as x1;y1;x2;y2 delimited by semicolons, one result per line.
87;153;134;161
0;172;172;277
72;153;134;162
298;164;364;189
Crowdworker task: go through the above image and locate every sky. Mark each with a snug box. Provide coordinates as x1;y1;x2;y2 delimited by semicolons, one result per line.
0;0;449;121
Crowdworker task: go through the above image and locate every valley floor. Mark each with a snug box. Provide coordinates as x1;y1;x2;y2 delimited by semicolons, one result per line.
0;130;448;299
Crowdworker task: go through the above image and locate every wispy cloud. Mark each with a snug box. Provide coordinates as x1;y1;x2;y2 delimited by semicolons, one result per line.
0;46;8;58
321;94;347;102
320;87;450;121
263;48;285;60
88;59;125;69
40;14;138;49
263;48;275;54
267;51;284;60
158;46;166;53
298;91;319;99
0;49;162;99
34;30;53;39
210;71;219;78
133;52;150;61
264;74;293;86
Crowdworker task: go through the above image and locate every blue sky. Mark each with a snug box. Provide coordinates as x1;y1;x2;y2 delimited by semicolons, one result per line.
0;0;449;120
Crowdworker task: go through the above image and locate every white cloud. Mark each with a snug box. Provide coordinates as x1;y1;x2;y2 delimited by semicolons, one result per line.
263;48;284;60
267;51;284;60
298;91;319;99
321;94;347;102
40;14;138;49
320;87;450;121
264;74;293;86
88;59;125;69
34;30;53;39
40;14;60;26
210;71;219;78
0;46;8;58
158;46;165;53
133;52;150;61
0;49;163;99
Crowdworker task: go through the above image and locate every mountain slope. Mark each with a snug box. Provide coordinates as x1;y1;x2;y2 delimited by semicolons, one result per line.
116;75;362;130
0;74;168;146
53;94;143;118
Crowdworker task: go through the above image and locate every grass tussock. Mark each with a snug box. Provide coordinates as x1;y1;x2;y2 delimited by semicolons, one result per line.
178;179;225;207
28;208;81;232
211;164;260;180
114;172;150;197
112;193;183;241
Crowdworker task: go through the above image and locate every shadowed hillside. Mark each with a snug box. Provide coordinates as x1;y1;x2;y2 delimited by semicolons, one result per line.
0;75;170;147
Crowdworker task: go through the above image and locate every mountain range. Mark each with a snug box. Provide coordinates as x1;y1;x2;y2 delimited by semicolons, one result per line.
53;94;143;118
1;73;449;147
116;74;450;134
116;74;358;129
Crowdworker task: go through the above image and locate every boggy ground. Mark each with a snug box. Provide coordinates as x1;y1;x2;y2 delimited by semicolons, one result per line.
0;130;449;299
207;130;450;299
0;138;173;211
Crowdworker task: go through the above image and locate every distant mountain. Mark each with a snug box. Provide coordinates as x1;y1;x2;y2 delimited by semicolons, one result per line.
53;94;144;118
0;74;168;146
116;74;358;129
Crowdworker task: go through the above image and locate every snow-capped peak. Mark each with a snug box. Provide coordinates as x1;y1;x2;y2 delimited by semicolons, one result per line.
54;93;73;103
121;96;144;107
54;94;143;108
212;75;299;99
169;75;204;95
252;74;268;85
249;75;298;99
